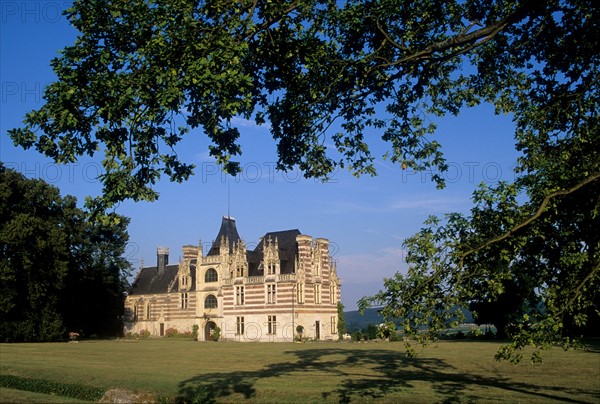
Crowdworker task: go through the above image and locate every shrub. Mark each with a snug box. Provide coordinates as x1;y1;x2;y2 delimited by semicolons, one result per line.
365;324;378;340
211;327;221;341
165;328;179;338
191;324;199;341
139;329;151;339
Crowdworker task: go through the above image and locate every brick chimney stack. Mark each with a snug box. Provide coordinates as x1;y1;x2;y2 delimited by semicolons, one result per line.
157;247;169;272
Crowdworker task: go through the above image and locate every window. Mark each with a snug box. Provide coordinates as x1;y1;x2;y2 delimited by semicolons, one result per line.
330;284;337;304
179;293;188;309
236;317;244;335
297;282;304;304
314;284;321;304
181;293;189;309
205;268;218;282
235;286;245;305
267;315;277;334
145;303;151;320
205;294;218;309
313;247;321;277
267;284;276;304
236;264;245;277
267;263;276;275
133;304;138;321
331;316;337;334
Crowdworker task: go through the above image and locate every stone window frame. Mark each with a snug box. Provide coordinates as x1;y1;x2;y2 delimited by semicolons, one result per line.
267;315;277;335
236;316;245;335
266;283;277;304
297;282;305;304
204;294;218;309
205;268;218;283
235;286;245;305
180;293;189;309
314;284;321;304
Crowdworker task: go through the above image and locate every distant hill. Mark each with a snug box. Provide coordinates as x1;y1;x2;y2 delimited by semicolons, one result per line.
344;308;385;333
343;307;474;333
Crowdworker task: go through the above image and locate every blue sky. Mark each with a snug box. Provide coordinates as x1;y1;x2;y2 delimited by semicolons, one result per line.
1;2;521;310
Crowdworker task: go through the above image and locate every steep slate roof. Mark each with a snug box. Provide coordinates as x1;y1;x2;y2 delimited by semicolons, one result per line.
129;264;179;295
129;264;197;295
207;216;241;256
130;219;304;293
250;229;301;275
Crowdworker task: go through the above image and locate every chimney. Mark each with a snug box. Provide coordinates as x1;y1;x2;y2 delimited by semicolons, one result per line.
182;245;199;261
157;246;169;272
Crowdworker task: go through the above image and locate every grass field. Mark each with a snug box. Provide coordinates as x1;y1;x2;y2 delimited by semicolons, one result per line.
1;339;598;403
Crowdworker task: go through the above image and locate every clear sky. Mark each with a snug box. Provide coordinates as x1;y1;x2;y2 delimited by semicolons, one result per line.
1;2;521;310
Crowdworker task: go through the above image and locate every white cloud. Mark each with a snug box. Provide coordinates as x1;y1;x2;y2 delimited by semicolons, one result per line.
337;247;407;284
336;247;409;310
230;116;271;129
195;150;213;162
321;195;469;215
389;196;469;212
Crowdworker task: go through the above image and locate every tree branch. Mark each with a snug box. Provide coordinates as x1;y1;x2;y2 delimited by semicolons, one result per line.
459;172;600;268
367;1;544;76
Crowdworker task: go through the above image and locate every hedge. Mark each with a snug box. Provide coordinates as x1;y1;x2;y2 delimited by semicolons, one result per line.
0;374;105;401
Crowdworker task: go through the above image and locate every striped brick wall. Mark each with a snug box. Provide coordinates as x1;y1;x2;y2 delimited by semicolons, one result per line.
125;231;342;341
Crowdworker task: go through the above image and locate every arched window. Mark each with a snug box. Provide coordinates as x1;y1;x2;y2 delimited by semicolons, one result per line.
205;294;218;309
205;268;218;283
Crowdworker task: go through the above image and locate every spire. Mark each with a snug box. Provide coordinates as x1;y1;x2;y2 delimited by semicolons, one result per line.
207;216;241;256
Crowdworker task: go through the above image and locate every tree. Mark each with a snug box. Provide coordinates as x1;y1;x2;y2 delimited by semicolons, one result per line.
0;164;131;342
360;176;599;362
9;0;596;209
0;166;71;341
61;208;131;337
7;0;599;356
337;302;346;340
469;278;534;339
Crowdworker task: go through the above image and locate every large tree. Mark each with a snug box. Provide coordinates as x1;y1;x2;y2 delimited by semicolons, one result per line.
361;176;599;362
8;0;596;208
0;164;131;341
7;0;599;355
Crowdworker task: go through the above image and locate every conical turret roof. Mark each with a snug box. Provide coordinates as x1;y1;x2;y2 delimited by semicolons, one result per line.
207;216;241;256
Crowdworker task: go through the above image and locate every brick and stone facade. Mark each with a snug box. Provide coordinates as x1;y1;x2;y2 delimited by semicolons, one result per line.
124;217;342;341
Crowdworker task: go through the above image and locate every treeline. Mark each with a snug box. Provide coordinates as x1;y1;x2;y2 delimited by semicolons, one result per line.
0;164;131;342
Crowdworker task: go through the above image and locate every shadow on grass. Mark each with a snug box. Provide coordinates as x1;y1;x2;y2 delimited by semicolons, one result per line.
176;347;597;403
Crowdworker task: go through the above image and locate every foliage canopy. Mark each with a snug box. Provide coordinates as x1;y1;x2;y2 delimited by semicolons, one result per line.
9;0;595;208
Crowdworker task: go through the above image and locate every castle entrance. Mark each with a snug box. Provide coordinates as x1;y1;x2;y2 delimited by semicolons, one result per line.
204;321;217;341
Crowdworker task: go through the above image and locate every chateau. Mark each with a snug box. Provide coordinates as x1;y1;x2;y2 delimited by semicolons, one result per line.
124;217;342;342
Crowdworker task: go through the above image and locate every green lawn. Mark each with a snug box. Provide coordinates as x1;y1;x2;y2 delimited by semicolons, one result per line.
1;339;598;403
